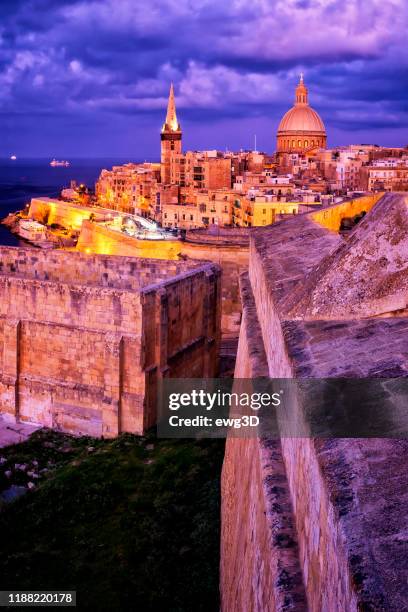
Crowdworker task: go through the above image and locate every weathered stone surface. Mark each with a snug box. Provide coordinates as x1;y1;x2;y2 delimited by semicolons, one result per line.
221;193;408;611
221;273;307;611
0;247;221;437
287;193;408;319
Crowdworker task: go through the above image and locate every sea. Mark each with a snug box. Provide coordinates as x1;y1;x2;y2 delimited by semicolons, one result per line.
0;158;134;246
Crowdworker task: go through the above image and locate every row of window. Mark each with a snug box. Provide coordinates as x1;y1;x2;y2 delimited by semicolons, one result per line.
281;139;322;149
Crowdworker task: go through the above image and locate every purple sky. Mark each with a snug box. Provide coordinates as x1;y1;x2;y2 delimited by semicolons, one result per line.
0;0;407;159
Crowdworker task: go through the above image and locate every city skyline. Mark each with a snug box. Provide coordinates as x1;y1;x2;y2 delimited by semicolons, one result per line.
0;0;407;158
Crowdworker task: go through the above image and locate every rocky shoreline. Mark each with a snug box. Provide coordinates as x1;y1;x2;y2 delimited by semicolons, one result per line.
1;210;21;232
1;210;77;249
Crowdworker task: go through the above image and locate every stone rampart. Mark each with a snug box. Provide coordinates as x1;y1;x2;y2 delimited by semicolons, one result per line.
77;220;181;259
77;220;249;338
221;193;408;611
0;247;220;437
310;192;383;232
29;198;98;231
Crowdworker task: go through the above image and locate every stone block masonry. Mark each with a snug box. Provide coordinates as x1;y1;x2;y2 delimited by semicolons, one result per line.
0;247;221;437
77;220;249;338
221;193;408;611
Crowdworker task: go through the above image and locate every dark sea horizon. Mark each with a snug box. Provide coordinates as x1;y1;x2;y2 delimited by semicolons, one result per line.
0;157;145;246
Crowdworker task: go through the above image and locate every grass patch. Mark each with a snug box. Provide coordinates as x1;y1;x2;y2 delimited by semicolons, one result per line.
0;430;224;611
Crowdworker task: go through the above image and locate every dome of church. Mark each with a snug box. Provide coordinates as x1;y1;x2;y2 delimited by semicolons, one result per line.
276;75;327;154
278;105;325;133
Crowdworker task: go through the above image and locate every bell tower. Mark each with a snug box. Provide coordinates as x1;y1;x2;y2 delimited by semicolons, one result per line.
161;83;182;184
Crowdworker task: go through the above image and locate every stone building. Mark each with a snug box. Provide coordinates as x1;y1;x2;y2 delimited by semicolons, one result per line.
366;157;408;191
277;75;327;154
221;192;408;610
0;247;220;437
95;163;160;216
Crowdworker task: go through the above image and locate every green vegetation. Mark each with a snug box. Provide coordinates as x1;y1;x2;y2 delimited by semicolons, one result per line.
0;430;224;611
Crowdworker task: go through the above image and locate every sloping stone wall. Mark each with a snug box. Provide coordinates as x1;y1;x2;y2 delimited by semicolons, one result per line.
221;193;408;611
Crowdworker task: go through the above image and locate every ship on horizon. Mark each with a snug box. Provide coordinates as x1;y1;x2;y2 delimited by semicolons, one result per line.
50;159;70;167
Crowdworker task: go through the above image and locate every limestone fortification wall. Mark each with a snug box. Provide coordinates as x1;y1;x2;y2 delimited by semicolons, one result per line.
0;247;220;437
221;273;307;611
221;193;408;611
77;220;181;259
29;198;97;231
181;238;249;339
222;256;357;611
0;246;198;290
77;220;249;338
310;192;383;232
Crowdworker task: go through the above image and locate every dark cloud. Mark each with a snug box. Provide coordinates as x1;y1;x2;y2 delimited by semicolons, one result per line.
0;0;407;157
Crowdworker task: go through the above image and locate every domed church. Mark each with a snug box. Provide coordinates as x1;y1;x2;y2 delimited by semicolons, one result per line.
277;75;326;154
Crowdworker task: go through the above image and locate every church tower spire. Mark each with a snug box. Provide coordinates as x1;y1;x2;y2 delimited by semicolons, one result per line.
163;82;180;132
161;83;182;184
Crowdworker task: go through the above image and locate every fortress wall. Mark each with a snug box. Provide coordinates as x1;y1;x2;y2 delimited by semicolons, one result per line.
221;274;307;611
222;435;278;611
20;321;105;386
278;436;360;612
310;193;383;232
248;242;293;378
181;240;249;339
140;267;220;372
0;275;142;333
77;221;181;259
0;246;194;291
17;319;111;437
249;242;360;610
29;198;94;231
0;311;144;437
140;267;221;429
0;247;221;437
221;277;278;611
77;221;248;337
222;210;385;609
223;295;359;610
